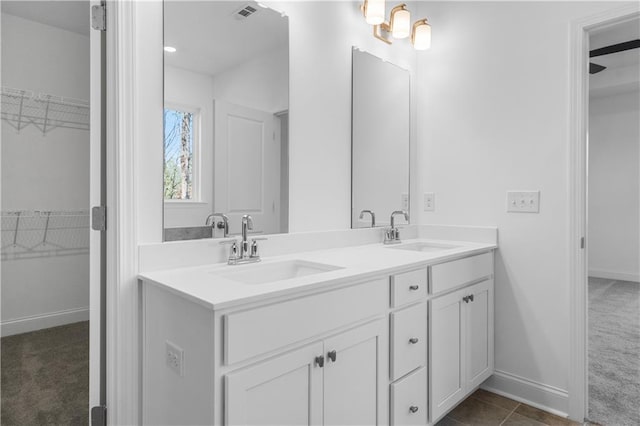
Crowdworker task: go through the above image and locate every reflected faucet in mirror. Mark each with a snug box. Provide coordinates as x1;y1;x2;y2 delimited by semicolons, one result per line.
359;210;376;228
384;210;409;245
205;213;229;238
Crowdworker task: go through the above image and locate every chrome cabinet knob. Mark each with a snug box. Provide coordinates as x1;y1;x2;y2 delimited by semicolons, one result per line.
409;285;419;291
315;355;325;368
409;406;419;414
327;350;337;363
408;337;419;344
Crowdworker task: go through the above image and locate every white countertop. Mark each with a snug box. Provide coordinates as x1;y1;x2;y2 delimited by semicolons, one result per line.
139;238;497;310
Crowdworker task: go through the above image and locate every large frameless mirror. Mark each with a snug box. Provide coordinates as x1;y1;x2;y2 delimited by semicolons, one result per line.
351;48;410;229
163;1;289;241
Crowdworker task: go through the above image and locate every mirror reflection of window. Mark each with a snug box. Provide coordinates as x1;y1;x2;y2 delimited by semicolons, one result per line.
164;107;197;201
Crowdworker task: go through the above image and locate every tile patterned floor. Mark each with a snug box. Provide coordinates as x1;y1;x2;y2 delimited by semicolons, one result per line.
435;389;583;426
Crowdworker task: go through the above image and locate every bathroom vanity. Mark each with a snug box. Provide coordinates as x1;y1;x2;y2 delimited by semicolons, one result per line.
140;235;496;425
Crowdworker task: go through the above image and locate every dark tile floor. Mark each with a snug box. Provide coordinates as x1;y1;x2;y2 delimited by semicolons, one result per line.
436;389;583;426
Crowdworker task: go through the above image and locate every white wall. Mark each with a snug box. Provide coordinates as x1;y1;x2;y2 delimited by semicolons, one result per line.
588;90;640;282
1;13;90;335
415;0;632;415
163;66;214;228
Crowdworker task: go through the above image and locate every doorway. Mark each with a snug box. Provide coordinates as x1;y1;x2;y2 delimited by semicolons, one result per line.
568;4;640;424
586;18;640;425
0;1;104;423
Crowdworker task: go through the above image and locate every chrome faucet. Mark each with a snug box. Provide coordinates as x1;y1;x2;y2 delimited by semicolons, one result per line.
205;213;229;238
359;210;376;228
220;214;264;265
384;210;409;244
240;215;253;258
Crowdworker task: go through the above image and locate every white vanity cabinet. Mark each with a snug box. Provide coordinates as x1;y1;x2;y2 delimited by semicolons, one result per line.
428;257;494;423
141;246;496;426
225;319;386;426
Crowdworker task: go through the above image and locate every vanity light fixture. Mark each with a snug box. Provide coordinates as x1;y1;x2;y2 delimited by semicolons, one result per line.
363;0;385;25
411;19;431;50
362;1;431;50
164;46;177;53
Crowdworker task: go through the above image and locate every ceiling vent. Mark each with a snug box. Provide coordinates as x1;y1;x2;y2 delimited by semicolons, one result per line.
234;4;259;20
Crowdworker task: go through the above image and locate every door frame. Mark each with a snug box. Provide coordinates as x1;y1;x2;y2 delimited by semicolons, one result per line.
567;3;640;421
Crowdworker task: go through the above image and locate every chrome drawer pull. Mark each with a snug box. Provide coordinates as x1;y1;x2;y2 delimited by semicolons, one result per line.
409;285;419;291
409;406;419;414
408;337;419;344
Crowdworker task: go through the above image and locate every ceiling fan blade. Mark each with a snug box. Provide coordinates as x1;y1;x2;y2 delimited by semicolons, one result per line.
589;63;607;74
590;39;640;58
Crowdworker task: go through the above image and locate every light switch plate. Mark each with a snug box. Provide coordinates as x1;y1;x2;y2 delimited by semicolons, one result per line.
424;192;435;212
507;191;540;213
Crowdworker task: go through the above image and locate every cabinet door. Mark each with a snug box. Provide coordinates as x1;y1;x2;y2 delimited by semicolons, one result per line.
324;319;387;426
225;342;323;426
429;289;465;423
465;279;494;389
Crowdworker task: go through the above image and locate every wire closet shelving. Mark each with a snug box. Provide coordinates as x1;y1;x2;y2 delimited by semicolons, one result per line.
1;86;90;135
1;210;90;260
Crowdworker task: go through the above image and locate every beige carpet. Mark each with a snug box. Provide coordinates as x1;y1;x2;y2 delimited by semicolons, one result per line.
1;321;89;425
588;277;640;426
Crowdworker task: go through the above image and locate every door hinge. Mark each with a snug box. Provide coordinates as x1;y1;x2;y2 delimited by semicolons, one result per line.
91;3;106;31
580;237;586;249
91;405;107;426
92;206;107;231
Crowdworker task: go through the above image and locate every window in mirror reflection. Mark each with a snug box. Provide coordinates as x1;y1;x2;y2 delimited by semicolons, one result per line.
163;107;198;201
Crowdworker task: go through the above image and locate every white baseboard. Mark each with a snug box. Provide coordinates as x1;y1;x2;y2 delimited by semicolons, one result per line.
589;269;639;283
482;370;570;418
1;307;89;337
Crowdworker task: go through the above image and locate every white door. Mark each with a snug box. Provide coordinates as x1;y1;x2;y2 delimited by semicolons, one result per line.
225;342;324;426
89;0;105;416
429;289;465;422
465;279;494;389
214;101;281;236
324;320;387;426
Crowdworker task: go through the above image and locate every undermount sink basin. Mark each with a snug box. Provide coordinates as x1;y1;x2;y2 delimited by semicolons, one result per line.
388;242;461;253
215;260;343;285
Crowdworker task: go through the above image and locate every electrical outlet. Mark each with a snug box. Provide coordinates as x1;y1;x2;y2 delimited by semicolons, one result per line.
401;193;409;211
506;191;540;213
166;341;184;377
423;192;435;212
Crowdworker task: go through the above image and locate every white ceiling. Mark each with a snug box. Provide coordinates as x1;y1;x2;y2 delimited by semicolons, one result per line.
163;1;288;77
1;1;90;37
590;18;640;70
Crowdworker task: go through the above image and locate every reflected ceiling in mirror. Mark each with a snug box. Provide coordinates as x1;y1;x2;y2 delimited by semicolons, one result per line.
351;48;410;229
163;1;289;241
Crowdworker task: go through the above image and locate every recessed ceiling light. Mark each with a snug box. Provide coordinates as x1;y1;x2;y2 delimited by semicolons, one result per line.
164;46;177;53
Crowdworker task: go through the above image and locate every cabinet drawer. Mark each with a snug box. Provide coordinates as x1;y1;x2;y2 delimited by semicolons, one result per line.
391;268;428;307
390;366;427;426
224;279;387;365
430;253;493;294
390;302;427;381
